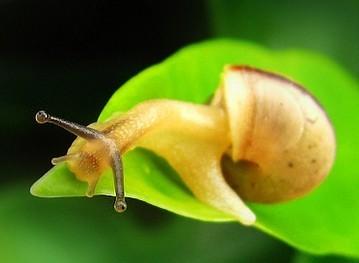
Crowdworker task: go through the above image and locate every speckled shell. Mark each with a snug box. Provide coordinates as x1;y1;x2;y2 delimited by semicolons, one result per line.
216;66;336;203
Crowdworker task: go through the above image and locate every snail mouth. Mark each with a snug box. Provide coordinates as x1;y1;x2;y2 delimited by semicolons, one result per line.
221;155;262;201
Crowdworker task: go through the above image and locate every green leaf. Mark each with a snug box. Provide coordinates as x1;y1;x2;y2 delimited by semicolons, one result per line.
31;39;359;257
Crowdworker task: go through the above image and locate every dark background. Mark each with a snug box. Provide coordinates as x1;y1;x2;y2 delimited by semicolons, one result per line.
1;0;210;178
1;1;358;262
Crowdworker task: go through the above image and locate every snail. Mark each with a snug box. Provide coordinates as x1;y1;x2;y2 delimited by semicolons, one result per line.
35;65;336;225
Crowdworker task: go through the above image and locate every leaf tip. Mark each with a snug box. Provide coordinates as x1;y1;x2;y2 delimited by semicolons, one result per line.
30;179;41;197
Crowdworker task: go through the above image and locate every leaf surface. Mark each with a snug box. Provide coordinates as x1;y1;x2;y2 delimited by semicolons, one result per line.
31;39;359;257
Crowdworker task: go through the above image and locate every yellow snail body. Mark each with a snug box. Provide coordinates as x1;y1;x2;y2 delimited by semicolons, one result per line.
35;65;336;225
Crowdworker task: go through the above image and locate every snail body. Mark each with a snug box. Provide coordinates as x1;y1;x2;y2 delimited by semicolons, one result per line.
35;65;336;225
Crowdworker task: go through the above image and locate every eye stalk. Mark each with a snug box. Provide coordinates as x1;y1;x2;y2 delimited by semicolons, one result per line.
35;110;50;124
35;110;104;140
114;199;127;212
35;110;126;214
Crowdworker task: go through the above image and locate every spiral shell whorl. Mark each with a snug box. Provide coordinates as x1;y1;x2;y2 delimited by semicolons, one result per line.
218;66;336;203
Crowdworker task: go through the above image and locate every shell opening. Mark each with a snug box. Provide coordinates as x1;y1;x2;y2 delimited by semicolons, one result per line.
221;155;262;199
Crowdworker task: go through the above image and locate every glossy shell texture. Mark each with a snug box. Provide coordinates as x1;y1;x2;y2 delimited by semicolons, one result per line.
216;66;336;203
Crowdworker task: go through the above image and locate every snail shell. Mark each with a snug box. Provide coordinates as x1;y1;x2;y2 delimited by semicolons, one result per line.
217;66;336;203
35;65;336;225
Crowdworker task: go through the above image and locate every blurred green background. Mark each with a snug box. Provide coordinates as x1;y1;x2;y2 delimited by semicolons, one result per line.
1;1;358;262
